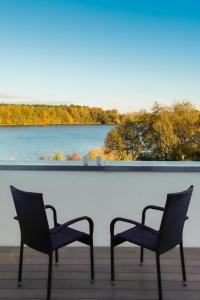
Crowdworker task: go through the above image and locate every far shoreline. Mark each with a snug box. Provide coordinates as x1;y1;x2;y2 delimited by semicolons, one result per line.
0;123;116;127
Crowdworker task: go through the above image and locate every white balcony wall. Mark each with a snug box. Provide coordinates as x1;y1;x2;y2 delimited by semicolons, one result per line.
0;170;199;246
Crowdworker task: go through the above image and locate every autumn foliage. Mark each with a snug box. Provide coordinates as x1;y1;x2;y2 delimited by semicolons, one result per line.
1;101;199;161
0;104;120;125
104;102;200;161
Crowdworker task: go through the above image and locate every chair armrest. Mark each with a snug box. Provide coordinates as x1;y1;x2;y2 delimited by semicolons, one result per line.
110;217;152;237
142;205;165;225
44;205;59;227
54;216;94;235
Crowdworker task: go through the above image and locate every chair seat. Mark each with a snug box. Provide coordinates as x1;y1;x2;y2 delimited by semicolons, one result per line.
116;225;158;251
51;224;90;250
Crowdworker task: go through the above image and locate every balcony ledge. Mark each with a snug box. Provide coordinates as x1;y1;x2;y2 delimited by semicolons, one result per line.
0;160;199;172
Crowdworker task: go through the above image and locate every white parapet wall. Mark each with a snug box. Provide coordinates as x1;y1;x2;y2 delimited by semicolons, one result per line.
0;167;200;246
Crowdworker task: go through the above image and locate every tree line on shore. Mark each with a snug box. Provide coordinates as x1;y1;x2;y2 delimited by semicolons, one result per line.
0;104;121;125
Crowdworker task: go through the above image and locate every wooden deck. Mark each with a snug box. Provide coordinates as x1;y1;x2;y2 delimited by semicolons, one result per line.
0;246;200;299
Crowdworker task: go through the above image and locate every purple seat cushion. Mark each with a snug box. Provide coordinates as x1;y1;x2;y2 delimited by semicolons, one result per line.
51;225;89;249
116;225;158;251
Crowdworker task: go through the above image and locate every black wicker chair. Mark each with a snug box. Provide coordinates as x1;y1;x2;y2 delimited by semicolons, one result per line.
11;185;94;300
110;185;193;300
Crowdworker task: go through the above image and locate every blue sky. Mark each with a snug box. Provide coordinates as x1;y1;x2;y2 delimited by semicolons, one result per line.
0;0;200;113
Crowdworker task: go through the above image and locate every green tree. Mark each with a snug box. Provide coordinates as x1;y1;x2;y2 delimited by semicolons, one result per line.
104;101;200;161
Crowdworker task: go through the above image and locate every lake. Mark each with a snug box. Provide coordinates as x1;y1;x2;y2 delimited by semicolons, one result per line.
0;125;114;160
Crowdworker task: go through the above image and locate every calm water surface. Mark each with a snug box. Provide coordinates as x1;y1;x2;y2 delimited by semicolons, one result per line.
0;125;114;160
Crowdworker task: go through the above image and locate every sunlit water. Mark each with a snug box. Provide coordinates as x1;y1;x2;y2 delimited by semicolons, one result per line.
0;125;114;160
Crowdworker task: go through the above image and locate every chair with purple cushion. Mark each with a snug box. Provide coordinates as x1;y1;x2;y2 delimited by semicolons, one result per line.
110;185;193;300
11;185;94;300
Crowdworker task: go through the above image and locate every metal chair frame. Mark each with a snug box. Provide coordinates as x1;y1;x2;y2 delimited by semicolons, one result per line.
110;186;193;300
11;186;94;300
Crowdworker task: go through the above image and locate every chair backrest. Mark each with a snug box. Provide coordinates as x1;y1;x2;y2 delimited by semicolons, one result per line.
10;186;51;253
157;185;193;254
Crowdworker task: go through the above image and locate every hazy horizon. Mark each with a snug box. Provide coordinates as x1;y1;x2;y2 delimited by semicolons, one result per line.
0;0;200;113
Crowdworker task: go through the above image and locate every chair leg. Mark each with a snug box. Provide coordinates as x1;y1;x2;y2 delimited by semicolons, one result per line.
140;246;144;265
156;253;163;300
90;240;94;282
47;253;53;300
111;240;115;283
18;240;24;287
180;242;187;285
55;250;59;265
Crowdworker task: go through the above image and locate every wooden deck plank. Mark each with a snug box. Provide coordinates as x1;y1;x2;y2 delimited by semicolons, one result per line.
0;247;200;299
